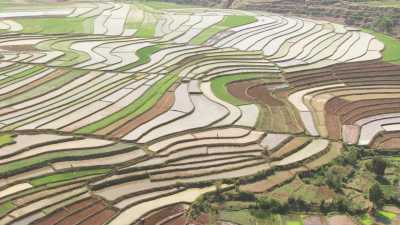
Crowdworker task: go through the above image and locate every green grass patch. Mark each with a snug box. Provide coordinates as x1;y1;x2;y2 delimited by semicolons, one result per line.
286;221;302;225
119;44;164;71
77;74;179;134
16;17;92;34
125;4;159;38
0;65;45;87
49;40;90;66
30;168;110;186
219;209;282;225
359;214;374;225
191;15;257;45
210;73;264;106
376;210;397;221
0;201;14;217
364;29;400;63
0;134;13;146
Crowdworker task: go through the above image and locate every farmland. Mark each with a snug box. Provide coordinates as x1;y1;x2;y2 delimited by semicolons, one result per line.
0;0;398;225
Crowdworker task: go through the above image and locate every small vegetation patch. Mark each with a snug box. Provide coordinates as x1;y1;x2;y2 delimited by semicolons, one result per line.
0;201;14;217
16;17;93;34
365;29;400;63
376;210;397;221
120;44;166;71
210;73;264;106
30;169;110;186
0;134;13;147
359;213;374;225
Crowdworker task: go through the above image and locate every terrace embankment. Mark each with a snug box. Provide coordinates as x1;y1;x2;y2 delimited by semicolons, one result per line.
284;61;400;149
227;79;303;133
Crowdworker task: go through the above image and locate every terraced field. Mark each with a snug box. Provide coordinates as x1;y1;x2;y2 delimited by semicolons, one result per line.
0;0;397;224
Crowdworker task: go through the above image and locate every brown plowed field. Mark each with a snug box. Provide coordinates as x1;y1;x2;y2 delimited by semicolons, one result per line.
303;215;326;225
65;197;98;211
247;84;283;106
241;170;294;193
327;215;357;225
163;214;187;225
285;61;400;90
370;131;400;150
270;137;310;160
0;44;37;51
56;202;106;225
325;97;400;139
79;208;117;225
226;80;257;102
34;197;109;225
141;204;186;225
227;80;303;133
33;208;69;225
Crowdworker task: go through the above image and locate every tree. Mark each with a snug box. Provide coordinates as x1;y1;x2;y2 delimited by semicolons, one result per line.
369;184;384;210
325;166;344;191
256;197;283;213
373;16;394;33
372;157;387;177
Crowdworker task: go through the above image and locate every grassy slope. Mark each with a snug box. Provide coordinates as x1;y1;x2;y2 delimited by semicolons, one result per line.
16;17;93;34
30;169;110;186
0;201;14;217
190;15;257;45
119;44;164;71
50;40;90;66
210;73;264;106
0;134;13;146
364;29;400;63
0;65;45;86
77;74;179;134
126;3;159;38
219;209;284;225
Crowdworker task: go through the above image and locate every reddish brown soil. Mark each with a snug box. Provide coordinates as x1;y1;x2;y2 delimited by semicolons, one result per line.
35;198;99;225
241;170;295;193
79;208;116;225
285;61;400;90
142;204;186;225
327;215;357;225
65;198;98;212
370;131;400;150
0;45;37;51
163;214;187;225
0;69;67;100
325;97;400;139
95;83;178;137
57;202;106;225
226;80;257;102
270;137;310;160
33;208;69;225
304;216;326;225
188;213;210;225
227;80;303;133
247;84;283;106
